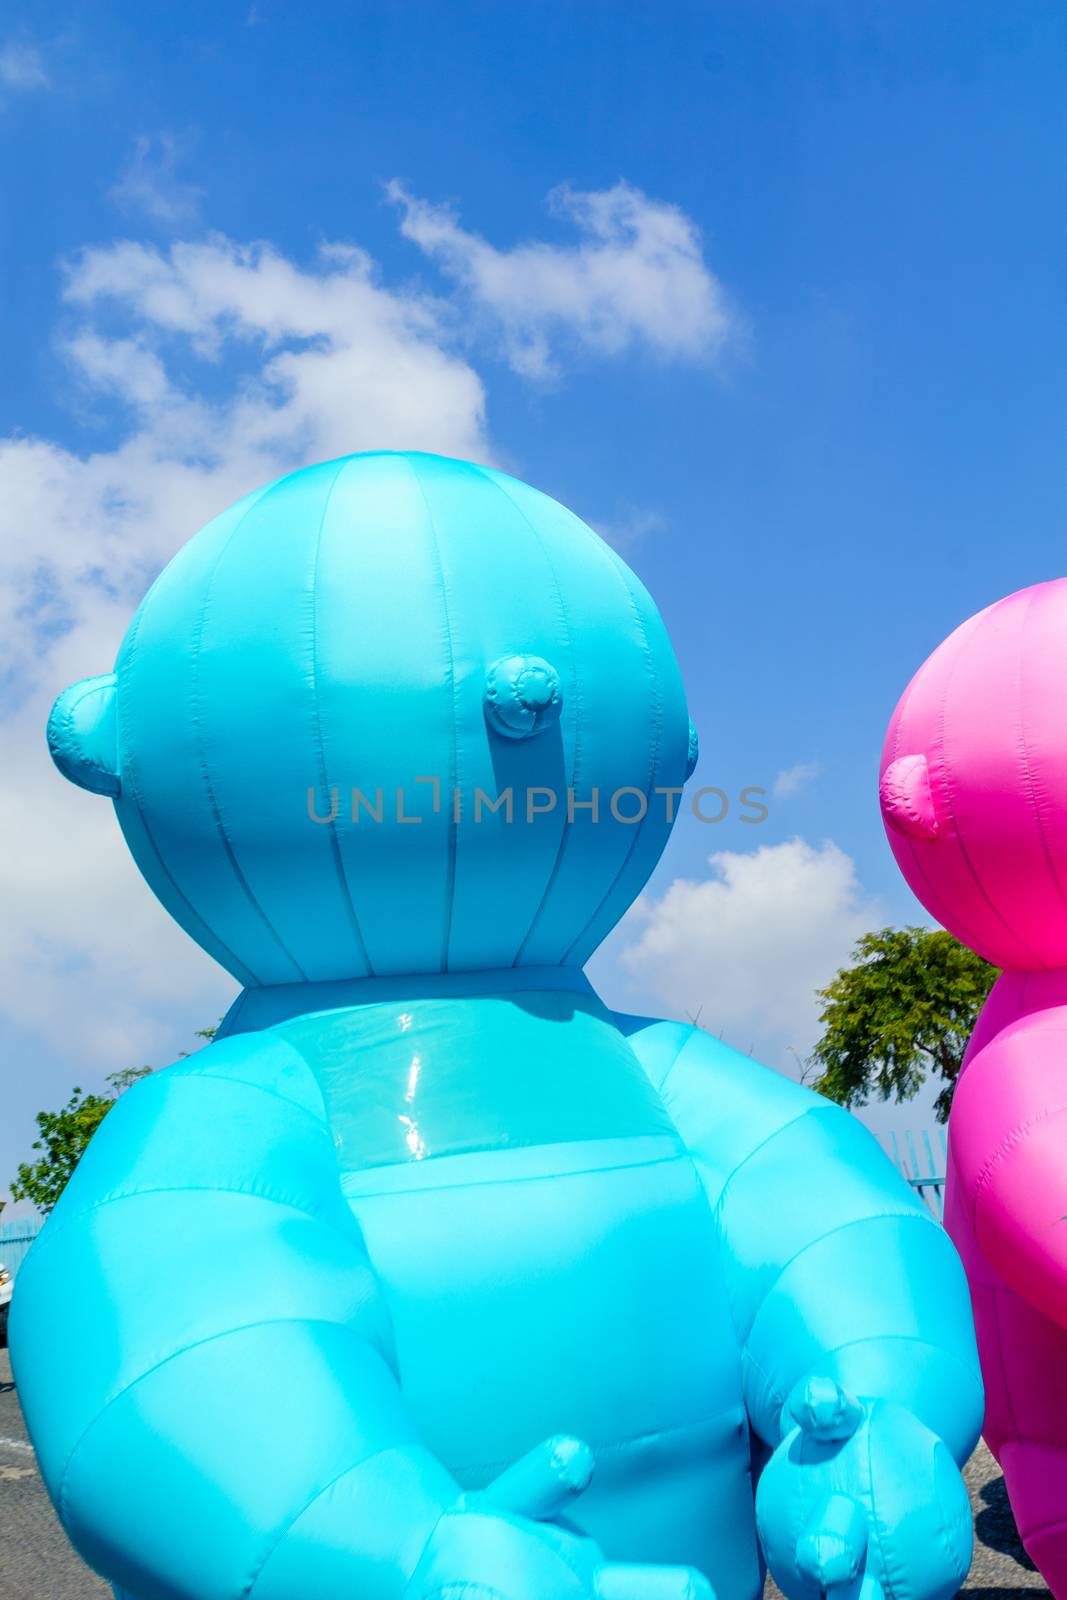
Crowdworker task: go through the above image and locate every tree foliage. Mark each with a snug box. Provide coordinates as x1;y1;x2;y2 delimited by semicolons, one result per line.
9;1027;217;1214
9;1067;153;1214
811;927;997;1122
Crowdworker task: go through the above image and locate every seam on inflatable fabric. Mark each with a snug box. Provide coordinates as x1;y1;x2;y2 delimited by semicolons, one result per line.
648;1028;743;1240
448;1407;731;1478
989;1290;1021;1438
419;1581;512;1600
1022;1512;1067;1540
406;457;458;972
244;1442;432;1599
261;1024;405;1372
740;1210;936;1344
60;680;115;790
712;1107;817;1213
22;1183;356;1268
262;1027;333;1122
189;479;310;982
400;1507;452;1600
785;1337;983;1416
865;1414;896;1600
975;1023;1067;1047
345;1149;685;1199
971;1103;1067;1224
936;609;1044;968
737;1342;781;1438
57;1316;366;1520
308;460;375;978
902;836;994;971
164;1061;330;1136
1006;1437;1067;1458
1016;589;1067;919
843;1333;985;1389
429;1504;599;1597
468;468;578;966
652;1020;700;1094
118;595;261;988
561;549;665;967
487;1502;597;1595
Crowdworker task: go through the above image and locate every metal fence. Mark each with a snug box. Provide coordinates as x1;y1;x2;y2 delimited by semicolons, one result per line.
883;1128;948;1219
0;1217;43;1278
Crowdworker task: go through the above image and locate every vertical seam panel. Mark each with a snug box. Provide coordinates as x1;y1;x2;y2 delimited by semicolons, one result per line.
190;479;309;981
308;459;374;977
562;546;664;964
466;465;580;966
405;457;459;971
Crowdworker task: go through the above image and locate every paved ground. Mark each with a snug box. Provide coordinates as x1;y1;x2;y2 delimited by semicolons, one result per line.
0;1351;109;1600
0;1349;1050;1600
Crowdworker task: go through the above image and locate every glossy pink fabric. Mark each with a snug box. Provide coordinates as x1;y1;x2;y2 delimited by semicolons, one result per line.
882;580;1067;1594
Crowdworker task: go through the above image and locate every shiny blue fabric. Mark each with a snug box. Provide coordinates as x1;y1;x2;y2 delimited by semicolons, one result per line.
99;452;691;983
15;453;983;1600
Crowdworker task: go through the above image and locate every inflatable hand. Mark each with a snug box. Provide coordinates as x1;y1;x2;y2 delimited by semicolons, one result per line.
755;1379;971;1600
407;1436;714;1600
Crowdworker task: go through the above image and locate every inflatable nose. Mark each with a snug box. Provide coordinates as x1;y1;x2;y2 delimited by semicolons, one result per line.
484;654;563;739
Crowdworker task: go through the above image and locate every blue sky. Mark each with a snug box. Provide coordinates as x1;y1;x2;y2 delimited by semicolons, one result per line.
3;1;1066;1201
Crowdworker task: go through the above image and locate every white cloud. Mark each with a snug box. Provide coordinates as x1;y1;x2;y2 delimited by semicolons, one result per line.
773;761;820;799
617;838;880;1068
0;692;235;1070
1;185;728;1068
0;230;493;1060
591;505;667;551
2;234;490;688
388;179;735;379
110;134;206;228
0;41;49;92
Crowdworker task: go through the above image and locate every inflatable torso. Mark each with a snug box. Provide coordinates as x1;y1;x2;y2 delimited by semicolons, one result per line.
222;974;758;1590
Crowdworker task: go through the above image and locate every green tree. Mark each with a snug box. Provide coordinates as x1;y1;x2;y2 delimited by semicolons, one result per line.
10;1068;152;1214
811;927;997;1122
9;1027;217;1214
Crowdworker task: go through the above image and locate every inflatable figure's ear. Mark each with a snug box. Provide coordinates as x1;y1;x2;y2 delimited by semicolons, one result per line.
484;654;563;740
880;752;938;840
46;674;120;796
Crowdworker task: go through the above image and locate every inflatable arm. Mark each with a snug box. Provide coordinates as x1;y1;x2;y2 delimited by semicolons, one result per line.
622;1020;982;1600
620;1020;983;1456
10;1031;460;1600
950;1008;1067;1331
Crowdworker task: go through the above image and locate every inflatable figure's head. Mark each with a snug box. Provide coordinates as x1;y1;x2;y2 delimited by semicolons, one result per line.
48;452;696;986
881;579;1067;971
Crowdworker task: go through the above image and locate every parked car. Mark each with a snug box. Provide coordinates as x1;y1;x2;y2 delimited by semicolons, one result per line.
0;1261;11;1346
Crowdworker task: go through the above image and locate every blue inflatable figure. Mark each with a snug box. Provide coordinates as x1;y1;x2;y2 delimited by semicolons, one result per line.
13;454;982;1600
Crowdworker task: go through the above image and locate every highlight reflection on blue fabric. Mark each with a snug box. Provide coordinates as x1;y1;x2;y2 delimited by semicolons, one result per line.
13;453;982;1600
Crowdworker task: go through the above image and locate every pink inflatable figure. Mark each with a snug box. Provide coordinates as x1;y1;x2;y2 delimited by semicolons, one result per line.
881;578;1067;1593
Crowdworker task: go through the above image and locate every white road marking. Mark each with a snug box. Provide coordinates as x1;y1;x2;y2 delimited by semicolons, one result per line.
0;1435;33;1454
